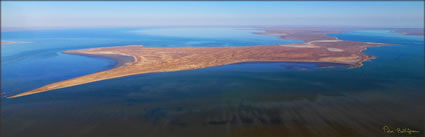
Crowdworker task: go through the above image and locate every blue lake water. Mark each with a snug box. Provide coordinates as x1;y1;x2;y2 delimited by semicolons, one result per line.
1;27;424;137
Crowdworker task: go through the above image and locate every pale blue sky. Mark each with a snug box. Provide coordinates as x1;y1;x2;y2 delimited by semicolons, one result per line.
1;2;424;28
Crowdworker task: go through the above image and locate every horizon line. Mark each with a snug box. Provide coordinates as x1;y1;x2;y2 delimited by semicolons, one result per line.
2;25;424;32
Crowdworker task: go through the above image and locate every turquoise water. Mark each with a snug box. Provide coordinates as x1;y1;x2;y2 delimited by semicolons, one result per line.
1;28;424;137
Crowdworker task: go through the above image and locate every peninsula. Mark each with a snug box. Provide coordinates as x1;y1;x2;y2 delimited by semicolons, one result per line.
8;28;386;98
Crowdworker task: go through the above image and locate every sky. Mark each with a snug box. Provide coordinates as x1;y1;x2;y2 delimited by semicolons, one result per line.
1;2;424;29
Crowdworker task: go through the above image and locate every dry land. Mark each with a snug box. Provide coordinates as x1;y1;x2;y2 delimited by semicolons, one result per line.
392;28;424;36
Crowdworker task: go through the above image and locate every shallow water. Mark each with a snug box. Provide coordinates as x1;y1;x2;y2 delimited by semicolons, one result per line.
1;28;424;137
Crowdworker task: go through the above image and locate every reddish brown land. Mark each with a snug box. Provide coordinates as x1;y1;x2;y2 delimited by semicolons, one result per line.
8;28;387;98
392;28;424;36
1;41;18;45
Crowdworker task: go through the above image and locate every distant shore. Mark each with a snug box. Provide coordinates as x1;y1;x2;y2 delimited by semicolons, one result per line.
391;28;424;36
1;41;31;45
